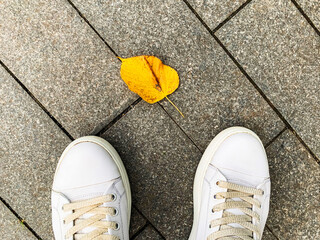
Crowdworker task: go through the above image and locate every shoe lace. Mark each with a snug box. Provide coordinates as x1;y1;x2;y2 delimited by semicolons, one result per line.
207;181;264;240
63;195;119;240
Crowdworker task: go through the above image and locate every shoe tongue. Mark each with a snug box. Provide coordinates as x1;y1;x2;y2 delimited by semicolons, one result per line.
63;179;117;202
76;206;111;235
63;180;118;236
223;201;247;230
217;167;264;188
217;168;258;233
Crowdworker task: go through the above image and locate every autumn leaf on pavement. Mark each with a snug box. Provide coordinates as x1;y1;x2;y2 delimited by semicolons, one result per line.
118;55;184;117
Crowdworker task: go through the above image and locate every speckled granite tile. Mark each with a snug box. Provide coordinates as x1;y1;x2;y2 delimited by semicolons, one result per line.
102;102;202;239
0;0;136;138
70;0;284;151
135;226;163;240
216;0;320;158
262;228;277;240
187;0;248;29
0;202;36;240
130;207;147;238
266;130;320;239
296;0;320;29
0;66;71;238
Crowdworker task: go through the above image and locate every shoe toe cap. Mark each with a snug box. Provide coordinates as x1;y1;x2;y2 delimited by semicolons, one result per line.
211;132;269;185
53;141;120;191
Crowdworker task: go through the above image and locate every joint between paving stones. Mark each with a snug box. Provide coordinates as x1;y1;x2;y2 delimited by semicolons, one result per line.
290;0;320;36
211;0;253;33
66;0;120;58
0;60;74;141
182;0;320;165
132;204;167;239
0;197;43;240
96;98;142;136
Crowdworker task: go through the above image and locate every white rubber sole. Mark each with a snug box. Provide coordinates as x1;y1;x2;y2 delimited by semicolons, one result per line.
53;136;132;227
188;127;263;240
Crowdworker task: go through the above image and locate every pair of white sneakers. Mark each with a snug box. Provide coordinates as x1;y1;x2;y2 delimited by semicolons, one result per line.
51;127;271;240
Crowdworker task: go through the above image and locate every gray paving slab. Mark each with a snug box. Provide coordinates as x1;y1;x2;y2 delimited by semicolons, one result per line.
70;0;284;151
0;65;71;238
0;202;36;240
130;207;147;238
0;0;136;138
135;226;163;240
266;130;320;239
296;0;320;29
187;0;248;30
216;0;320;159
102;101;202;239
262;228;278;240
133;223;275;240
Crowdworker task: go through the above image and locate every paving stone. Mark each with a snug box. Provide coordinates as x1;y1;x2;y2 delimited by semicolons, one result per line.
70;0;284;151
130;207;147;238
102;101;202;239
135;226;163;240
262;228;278;240
0;66;71;238
0;0;136;138
187;0;248;30
296;0;320;29
216;0;320;158
0;202;36;240
266;130;320;239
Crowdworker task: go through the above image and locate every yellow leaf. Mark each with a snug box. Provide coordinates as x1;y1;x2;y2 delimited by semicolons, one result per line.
119;55;179;104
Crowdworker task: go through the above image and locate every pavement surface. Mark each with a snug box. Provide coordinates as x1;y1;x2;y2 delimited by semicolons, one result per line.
0;0;319;239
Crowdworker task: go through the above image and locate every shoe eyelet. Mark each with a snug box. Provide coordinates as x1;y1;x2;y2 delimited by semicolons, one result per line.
209;224;212;228
114;222;120;230
211;209;214;213
113;208;119;216
216;181;220;186
261;190;265;195
213;195;216;199
111;194;117;201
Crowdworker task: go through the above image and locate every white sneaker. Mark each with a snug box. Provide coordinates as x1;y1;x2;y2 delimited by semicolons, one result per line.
51;136;131;240
189;127;271;240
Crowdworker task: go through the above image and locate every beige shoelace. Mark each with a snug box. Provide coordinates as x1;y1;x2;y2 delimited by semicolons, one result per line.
207;181;264;240
63;195;119;240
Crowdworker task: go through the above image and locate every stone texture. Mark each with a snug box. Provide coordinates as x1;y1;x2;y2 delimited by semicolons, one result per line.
0;202;36;240
187;0;248;30
296;0;320;29
0;66;71;238
130;207;147;238
135;226;163;240
102;102;202;239
262;228;278;240
0;0;136;138
217;0;320;158
266;130;320;239
70;0;284;151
